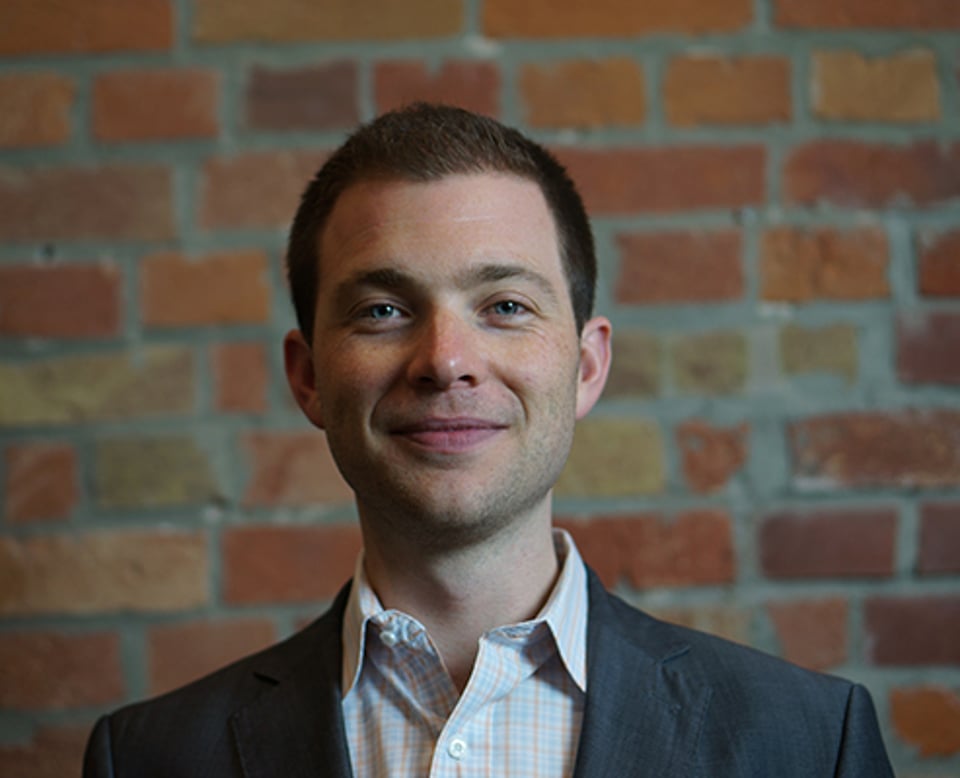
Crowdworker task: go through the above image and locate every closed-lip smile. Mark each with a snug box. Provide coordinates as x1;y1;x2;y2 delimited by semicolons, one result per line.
391;417;508;453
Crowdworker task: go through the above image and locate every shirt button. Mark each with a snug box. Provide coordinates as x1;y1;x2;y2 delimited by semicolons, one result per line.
447;737;468;760
379;630;399;647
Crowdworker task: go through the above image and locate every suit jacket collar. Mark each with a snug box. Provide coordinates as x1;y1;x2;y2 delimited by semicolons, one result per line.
229;568;711;778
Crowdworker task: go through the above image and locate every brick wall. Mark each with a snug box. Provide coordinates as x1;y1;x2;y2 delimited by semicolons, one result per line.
1;1;959;774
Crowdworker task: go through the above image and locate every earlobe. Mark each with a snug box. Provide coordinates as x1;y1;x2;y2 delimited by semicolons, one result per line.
575;316;612;420
283;329;325;429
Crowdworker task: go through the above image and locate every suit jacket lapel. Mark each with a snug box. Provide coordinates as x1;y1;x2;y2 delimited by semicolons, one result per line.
573;571;712;777
231;585;355;778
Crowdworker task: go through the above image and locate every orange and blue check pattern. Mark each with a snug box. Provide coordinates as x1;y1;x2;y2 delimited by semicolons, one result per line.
341;530;588;777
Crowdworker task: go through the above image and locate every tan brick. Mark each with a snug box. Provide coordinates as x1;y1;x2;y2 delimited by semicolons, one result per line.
199;150;327;230
141;250;271;327
247;62;358;131
0;726;91;778
0;0;172;55
760;227;889;302
223;524;361;604
95;436;219;509
375;61;500;118
0;164;174;242
780;323;858;382
0;73;73;148
603;330;661;398
4;443;78;523
615;230;743;303
665;55;791;126
242;431;352;506
212;342;268;413
0;631;122;710
891;687;960;756
671;331;747;394
556;417;665;497
93;68;219;141
148;618;276;695
485;0;752;36
676;419;748;494
918;230;960;297
0;530;208;615
650;605;750;644
0;347;194;426
520;58;644;128
0;264;121;338
784;141;960;207
193;0;462;43
557;146;765;214
776;0;960;29
790;411;960;488
558;511;735;588
767;599;847;671
813;50;940;122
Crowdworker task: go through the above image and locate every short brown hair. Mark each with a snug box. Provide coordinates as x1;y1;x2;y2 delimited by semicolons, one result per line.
286;103;596;340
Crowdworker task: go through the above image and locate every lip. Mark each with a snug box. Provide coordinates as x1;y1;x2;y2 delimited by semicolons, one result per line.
391;417;508;453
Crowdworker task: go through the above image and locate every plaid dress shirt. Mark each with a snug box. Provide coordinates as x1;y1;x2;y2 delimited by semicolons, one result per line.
341;530;588;777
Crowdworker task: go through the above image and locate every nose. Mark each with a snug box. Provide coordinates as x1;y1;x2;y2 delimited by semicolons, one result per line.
406;309;483;389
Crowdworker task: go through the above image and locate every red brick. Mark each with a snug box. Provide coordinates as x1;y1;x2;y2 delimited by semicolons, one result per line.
866;596;960;665
222;523;361;604
891;687;960;756
0;164;174;242
760;508;896;579
246;62;358;131
141;250;271;327
148;618;276;695
376;61;500;118
93;68;219;142
557;511;735;589
0;631;122;709
918;502;960;575
615;230;743;304
0;264;121;338
212;342;268;413
4;442;78;523
556;146;765;214
0;73;73;148
0;726;91;778
897;311;960;385
784;141;960;208
918;230;960;297
790;410;960;488
0;0;172;55
676;420;748;494
520;58;644;128
0;531;208;615
484;0;752;36
767;599;847;671
760;226;889;302
776;0;960;29
242;431;352;506
813;50;940;122
193;0;462;43
664;55;791;127
199;150;327;230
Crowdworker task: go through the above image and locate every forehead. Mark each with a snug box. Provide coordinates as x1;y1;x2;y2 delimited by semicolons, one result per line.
317;173;562;284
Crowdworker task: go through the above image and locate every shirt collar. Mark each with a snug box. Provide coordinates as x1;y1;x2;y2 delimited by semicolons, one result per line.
340;528;588;696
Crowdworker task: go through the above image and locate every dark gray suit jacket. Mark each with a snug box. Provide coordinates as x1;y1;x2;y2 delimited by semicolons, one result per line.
84;569;894;776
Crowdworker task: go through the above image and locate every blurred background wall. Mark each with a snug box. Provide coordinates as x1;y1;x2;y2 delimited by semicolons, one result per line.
1;0;959;775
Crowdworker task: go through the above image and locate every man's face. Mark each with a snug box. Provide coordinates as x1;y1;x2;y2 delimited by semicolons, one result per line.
285;173;610;548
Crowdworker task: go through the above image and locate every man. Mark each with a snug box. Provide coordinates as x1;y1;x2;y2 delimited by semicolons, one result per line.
84;104;893;776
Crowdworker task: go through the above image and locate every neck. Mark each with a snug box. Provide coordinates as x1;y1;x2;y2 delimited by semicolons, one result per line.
359;505;560;691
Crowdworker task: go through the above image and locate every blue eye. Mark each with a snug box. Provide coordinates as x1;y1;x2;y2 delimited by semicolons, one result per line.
368;303;399;320
491;300;525;316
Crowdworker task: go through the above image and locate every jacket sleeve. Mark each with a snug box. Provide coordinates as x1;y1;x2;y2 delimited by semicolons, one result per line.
83;716;116;778
835;684;894;778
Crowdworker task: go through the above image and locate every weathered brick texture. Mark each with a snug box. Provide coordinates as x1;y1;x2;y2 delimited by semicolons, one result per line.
776;0;960;29
3;442;78;523
376;61;500;118
891;687;960;756
0;73;74;148
918;231;960;297
247;62;359;131
865;597;960;665
766;599;848;671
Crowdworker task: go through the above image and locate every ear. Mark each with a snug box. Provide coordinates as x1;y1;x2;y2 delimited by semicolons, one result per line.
575;316;612;420
283;329;325;429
